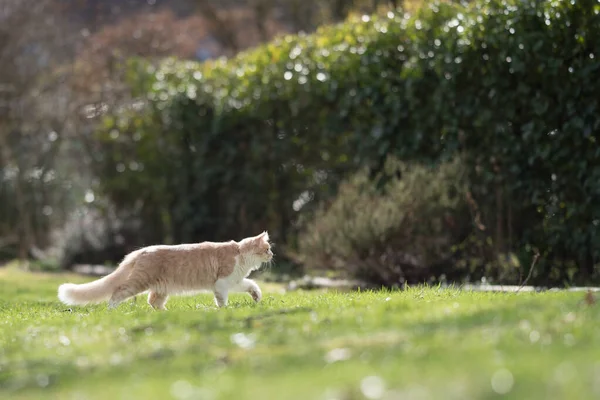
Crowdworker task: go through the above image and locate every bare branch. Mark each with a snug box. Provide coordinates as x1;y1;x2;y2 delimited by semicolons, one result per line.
517;249;540;292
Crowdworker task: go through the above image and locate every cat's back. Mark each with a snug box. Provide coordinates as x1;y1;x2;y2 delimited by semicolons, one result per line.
136;241;240;287
135;240;239;261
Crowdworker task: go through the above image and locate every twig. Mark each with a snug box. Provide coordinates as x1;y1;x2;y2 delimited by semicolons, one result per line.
517;250;540;293
465;190;486;231
584;290;596;306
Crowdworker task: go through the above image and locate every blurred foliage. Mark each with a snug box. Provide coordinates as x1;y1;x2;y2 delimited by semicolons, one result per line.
0;0;83;262
50;205;143;270
95;0;599;285
2;0;408;266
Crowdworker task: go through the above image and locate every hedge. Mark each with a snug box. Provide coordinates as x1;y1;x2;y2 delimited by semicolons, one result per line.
94;0;600;284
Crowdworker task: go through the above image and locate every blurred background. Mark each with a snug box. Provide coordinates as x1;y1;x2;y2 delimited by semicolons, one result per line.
0;0;598;288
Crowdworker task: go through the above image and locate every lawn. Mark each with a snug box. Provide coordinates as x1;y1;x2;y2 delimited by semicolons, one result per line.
1;265;599;400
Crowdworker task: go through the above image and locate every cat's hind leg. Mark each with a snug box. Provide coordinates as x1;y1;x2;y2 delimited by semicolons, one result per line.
147;291;169;310
240;278;262;303
108;280;148;309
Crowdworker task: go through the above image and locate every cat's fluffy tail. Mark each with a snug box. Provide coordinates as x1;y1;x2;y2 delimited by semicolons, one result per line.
57;252;136;305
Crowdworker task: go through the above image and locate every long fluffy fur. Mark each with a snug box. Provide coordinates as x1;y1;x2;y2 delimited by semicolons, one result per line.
58;253;136;305
57;232;272;310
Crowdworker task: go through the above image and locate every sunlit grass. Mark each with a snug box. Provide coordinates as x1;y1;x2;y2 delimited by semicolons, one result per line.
1;265;599;400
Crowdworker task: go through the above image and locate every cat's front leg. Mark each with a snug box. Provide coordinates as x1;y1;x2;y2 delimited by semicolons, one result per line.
213;279;229;308
240;278;262;303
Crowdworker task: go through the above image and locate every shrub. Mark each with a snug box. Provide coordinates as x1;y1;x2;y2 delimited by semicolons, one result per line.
298;157;473;286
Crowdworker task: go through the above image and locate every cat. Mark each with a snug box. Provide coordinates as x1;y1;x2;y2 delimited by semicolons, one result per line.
57;231;273;310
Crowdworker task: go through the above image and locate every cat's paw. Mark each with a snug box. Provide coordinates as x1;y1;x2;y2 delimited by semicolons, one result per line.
249;287;262;303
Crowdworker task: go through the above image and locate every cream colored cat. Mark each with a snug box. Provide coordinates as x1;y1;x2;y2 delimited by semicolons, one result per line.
57;232;273;310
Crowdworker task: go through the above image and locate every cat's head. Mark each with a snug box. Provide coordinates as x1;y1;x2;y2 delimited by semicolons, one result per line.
240;231;273;262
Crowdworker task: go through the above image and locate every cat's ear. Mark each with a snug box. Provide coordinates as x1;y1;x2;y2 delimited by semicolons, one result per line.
257;231;269;242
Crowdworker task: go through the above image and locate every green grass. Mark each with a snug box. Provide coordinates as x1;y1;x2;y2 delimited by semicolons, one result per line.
1;265;599;400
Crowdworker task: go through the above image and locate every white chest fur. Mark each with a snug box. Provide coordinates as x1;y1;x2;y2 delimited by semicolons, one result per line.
215;254;261;289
